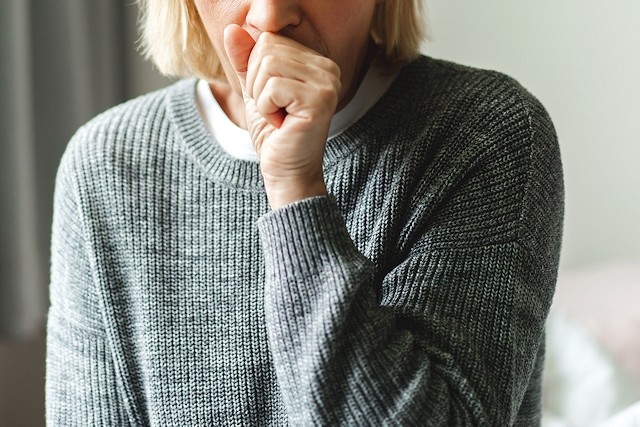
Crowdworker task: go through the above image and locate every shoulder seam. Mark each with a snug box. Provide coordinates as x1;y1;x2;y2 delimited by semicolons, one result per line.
510;86;540;258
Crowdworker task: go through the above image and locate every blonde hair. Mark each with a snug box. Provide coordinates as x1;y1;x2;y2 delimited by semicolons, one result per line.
137;0;427;82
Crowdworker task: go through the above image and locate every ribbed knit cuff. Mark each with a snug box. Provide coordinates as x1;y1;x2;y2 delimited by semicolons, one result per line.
257;195;364;283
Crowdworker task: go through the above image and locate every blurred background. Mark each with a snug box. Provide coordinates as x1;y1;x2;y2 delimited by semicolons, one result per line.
1;0;639;425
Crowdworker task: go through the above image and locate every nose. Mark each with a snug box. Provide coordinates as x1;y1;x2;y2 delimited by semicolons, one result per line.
246;0;302;34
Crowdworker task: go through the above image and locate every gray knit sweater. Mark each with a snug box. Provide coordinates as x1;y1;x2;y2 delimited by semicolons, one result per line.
46;55;563;426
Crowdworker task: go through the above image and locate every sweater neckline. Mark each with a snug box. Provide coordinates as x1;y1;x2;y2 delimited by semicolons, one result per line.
166;57;427;190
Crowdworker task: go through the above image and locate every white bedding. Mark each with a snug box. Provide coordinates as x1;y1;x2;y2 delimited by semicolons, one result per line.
542;261;640;426
543;308;640;426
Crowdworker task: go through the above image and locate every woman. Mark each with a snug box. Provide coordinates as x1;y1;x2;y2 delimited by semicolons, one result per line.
46;0;563;425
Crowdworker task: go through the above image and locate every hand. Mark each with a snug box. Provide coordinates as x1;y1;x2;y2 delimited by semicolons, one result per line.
223;24;341;210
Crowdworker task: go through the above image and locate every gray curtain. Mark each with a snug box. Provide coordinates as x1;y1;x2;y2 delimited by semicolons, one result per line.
0;0;167;339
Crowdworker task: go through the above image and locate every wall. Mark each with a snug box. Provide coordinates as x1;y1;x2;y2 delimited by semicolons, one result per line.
423;0;640;270
0;3;171;426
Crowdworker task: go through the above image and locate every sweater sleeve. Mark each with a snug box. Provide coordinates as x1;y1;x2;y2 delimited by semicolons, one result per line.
257;89;563;425
46;144;130;426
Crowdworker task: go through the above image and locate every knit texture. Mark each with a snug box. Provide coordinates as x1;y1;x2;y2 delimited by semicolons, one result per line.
46;55;564;426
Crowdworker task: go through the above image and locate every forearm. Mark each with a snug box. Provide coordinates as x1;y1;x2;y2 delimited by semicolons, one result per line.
257;196;546;425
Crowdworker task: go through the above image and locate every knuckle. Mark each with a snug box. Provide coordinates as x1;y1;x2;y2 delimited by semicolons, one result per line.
317;85;338;106
253;38;270;58
319;57;341;77
330;74;342;92
258;32;276;45
262;54;278;70
263;76;278;92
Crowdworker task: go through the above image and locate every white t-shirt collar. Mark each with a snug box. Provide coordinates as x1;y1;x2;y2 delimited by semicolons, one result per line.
195;63;398;163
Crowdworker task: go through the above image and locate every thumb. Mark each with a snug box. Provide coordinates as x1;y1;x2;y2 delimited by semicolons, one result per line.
223;24;256;96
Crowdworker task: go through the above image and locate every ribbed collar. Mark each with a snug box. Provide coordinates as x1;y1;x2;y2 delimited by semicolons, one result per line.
166;56;428;190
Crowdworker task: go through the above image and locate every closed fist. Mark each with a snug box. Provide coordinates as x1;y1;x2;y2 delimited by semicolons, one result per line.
224;24;341;209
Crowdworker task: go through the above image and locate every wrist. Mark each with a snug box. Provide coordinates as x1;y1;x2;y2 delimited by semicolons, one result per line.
263;177;328;210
